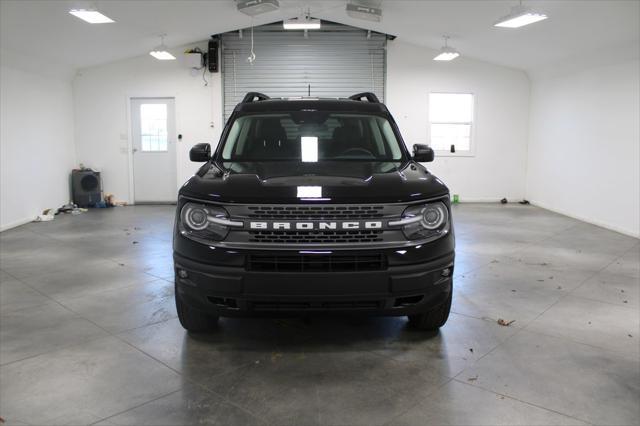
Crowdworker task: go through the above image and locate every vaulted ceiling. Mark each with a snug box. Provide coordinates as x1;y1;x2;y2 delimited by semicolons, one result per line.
1;0;638;77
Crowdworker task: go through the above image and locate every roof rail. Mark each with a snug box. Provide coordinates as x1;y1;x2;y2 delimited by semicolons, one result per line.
242;92;270;103
348;92;380;103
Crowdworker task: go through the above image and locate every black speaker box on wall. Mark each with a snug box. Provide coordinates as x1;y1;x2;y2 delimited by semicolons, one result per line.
208;37;219;72
71;170;102;207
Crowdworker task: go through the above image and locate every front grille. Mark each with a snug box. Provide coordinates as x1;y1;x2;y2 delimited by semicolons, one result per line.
249;230;384;244
250;300;383;311
223;203;408;248
246;205;384;220
247;253;387;272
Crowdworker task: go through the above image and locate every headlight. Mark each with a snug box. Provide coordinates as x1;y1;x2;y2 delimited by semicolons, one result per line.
183;205;209;230
396;201;450;241
419;203;447;230
179;202;237;242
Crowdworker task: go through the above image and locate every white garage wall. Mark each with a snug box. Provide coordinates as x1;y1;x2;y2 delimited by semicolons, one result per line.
74;39;531;205
386;40;531;202
0;65;76;231
526;60;640;237
73;43;222;204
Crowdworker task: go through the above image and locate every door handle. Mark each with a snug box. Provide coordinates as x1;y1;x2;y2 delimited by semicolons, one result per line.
132;148;138;153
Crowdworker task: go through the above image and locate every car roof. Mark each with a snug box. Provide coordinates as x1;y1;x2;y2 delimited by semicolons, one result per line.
233;98;390;114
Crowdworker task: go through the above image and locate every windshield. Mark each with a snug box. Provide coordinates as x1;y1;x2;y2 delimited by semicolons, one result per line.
220;112;404;162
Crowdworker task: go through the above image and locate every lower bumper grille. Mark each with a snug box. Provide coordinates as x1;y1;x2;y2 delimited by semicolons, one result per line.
250;300;383;311
247;253;387;272
248;230;384;244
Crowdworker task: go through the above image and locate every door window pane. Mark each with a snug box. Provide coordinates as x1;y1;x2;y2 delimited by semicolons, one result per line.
140;104;168;152
429;93;474;153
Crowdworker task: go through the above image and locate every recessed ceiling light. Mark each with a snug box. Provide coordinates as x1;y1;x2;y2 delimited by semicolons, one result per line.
433;36;460;61
150;35;176;61
69;9;115;24
494;3;548;28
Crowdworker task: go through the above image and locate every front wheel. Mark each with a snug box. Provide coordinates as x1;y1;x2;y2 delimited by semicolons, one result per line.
408;291;452;331
175;285;219;332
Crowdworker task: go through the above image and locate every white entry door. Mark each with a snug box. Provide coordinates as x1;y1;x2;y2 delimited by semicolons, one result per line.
131;97;177;203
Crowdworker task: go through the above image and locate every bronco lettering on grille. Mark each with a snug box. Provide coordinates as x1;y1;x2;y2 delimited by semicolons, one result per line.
248;221;384;230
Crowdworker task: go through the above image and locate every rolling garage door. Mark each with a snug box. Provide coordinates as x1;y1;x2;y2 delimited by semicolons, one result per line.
221;22;387;121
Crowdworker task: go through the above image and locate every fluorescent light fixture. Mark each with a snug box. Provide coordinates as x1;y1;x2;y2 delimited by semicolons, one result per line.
237;0;280;16
346;2;382;22
150;50;176;60
69;9;114;24
433;49;459;61
494;5;548;28
297;186;322;198
301;136;318;162
433;36;459;61
150;34;176;60
283;16;321;30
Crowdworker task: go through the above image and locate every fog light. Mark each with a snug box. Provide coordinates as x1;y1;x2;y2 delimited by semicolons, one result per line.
441;268;451;277
178;269;189;279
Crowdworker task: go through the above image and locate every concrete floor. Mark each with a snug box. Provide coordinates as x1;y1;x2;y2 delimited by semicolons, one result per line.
0;204;638;426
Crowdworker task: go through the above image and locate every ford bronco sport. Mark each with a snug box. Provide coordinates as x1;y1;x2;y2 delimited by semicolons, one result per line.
174;92;454;332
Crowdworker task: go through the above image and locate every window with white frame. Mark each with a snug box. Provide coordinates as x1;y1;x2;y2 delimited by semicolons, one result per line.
429;93;474;154
139;103;168;152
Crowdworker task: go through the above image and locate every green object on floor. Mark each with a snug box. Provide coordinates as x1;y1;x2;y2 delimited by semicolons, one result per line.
453;194;459;204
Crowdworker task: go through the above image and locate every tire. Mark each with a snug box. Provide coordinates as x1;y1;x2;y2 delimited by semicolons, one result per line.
408;291;452;331
175;286;219;332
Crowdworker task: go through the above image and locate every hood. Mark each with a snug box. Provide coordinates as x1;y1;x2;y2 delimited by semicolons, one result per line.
180;161;449;204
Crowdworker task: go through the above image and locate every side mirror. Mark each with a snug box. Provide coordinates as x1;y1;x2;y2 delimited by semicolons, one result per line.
412;144;434;162
189;143;211;162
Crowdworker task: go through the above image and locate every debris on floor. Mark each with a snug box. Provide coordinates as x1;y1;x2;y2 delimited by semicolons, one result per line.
104;193;128;207
500;198;508;204
34;208;56;222
59;203;88;215
467;375;479;382
34;204;88;222
518;200;530;205
497;318;516;326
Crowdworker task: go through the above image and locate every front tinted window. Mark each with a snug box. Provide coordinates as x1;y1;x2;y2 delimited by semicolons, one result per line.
220;112;403;161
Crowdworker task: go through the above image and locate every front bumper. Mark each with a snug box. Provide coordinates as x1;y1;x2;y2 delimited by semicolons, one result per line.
174;247;454;317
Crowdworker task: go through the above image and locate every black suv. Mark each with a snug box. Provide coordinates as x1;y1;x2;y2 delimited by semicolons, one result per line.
174;92;454;332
